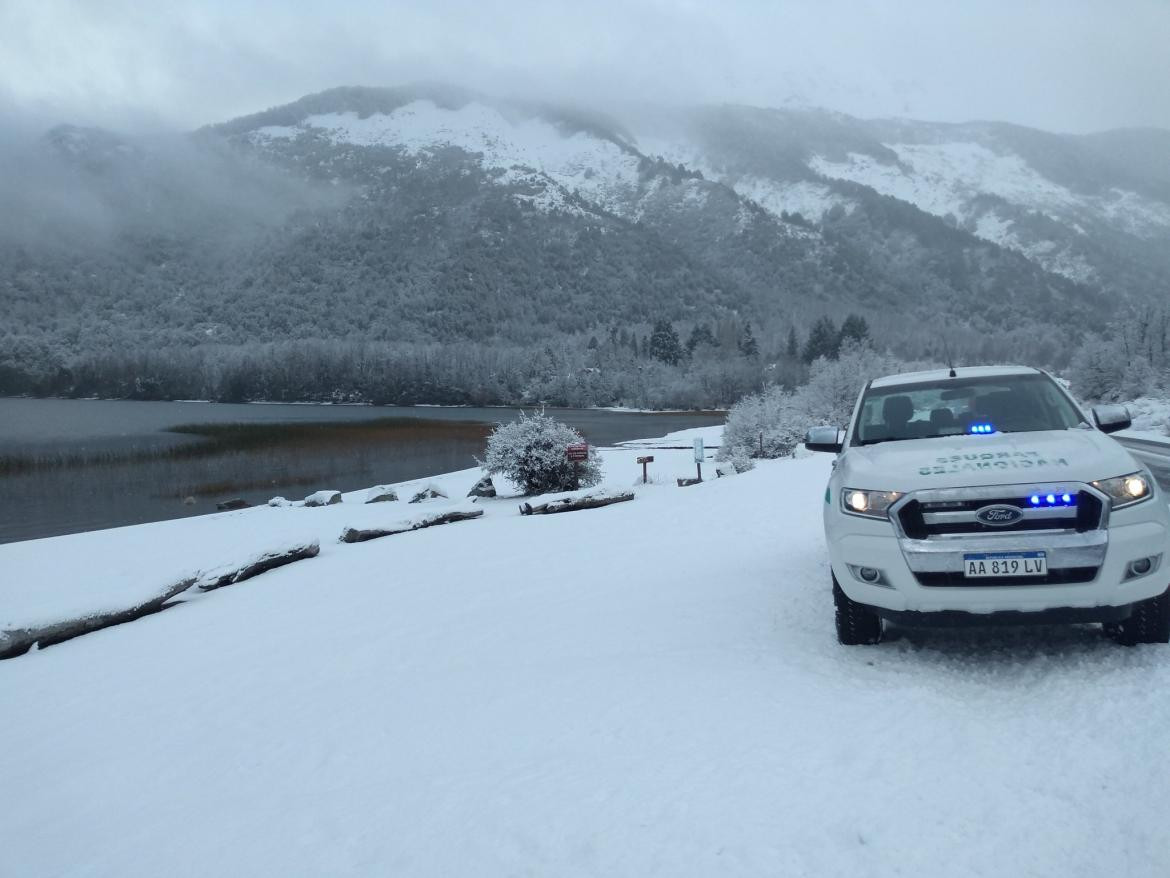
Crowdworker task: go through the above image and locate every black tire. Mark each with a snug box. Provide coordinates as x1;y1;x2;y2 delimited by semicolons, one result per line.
1112;588;1170;646
833;576;883;645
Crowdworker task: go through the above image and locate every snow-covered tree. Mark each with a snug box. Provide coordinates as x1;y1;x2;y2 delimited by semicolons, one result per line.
1069;339;1127;401
648;320;684;366
718;386;807;464
483;411;602;495
800;341;900;426
738;322;760;359
785;325;799;359
802;317;839;363
838;314;870;347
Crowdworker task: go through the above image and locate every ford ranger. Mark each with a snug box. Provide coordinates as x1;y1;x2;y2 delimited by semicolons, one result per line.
804;366;1170;645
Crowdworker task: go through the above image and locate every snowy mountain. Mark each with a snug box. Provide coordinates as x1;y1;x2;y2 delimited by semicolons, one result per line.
628;106;1170;290
3;83;1168;401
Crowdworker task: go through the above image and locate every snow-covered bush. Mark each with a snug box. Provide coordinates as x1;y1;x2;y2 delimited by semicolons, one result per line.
718;386;806;463
483;411;602;495
1069;336;1164;402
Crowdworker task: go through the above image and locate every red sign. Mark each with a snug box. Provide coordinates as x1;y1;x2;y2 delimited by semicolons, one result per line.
566;443;589;462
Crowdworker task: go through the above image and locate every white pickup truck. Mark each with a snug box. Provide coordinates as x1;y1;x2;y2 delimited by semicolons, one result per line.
805;366;1170;645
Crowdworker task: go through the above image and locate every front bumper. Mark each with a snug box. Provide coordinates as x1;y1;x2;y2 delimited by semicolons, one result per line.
828;507;1170;616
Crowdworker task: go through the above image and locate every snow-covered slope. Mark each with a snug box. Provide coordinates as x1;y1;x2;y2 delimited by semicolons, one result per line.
252;99;643;216
628;108;1170;288
809;142;1170;282
4;432;1170;876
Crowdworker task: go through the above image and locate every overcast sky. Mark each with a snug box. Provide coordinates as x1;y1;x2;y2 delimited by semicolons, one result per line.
2;0;1168;134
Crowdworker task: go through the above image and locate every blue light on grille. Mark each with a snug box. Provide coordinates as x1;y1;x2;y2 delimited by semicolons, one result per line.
1028;492;1076;507
968;423;994;434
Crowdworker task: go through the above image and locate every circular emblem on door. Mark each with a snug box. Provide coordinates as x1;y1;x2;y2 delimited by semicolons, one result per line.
975;504;1023;526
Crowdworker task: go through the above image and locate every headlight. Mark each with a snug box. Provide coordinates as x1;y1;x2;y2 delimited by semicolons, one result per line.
841;488;901;519
1092;472;1153;509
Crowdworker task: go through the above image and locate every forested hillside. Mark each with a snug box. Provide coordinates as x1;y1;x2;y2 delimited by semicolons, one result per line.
2;84;1165;407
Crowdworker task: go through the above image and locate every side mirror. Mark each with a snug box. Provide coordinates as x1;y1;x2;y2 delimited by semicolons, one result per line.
1092;404;1132;434
805;426;844;454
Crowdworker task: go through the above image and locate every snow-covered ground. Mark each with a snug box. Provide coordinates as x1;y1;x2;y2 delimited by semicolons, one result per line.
1118;397;1170;443
4;428;1170;876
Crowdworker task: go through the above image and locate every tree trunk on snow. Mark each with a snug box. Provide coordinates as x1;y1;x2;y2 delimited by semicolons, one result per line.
340;509;484;543
519;492;634;516
1;542;321;660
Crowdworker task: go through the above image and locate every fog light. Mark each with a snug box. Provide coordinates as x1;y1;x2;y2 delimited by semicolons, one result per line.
1130;557;1153;577
859;567;881;583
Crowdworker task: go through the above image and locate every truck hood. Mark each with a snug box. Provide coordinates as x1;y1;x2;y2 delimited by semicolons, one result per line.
837;428;1140;491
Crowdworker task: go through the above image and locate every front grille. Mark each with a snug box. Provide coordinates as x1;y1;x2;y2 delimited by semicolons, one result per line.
897;491;1103;539
915;567;1099;587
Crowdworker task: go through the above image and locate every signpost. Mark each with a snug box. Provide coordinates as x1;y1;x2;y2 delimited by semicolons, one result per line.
693;437;705;482
636;455;654;484
566;443;589;462
566;443;589;490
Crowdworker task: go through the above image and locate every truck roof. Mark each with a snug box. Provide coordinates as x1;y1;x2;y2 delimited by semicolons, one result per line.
869;365;1042;389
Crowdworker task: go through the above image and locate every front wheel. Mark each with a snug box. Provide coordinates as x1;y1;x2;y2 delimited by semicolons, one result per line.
1111;588;1170;646
833;576;883;645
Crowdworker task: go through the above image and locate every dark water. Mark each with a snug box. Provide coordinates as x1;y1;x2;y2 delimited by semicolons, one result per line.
0;398;723;544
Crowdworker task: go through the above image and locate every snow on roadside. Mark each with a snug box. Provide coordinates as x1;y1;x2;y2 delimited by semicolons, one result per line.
0;432;722;634
4;424;1170;876
1118;397;1170;443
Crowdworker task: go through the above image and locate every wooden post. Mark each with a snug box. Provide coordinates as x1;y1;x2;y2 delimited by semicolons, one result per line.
637;455;654;483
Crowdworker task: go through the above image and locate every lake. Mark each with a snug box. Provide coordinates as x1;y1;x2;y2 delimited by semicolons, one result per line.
0;398;724;544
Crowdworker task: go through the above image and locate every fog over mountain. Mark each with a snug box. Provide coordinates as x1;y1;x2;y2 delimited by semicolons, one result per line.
1;80;1168;406
5;1;1170;133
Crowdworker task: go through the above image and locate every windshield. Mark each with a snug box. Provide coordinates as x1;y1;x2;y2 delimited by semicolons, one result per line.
851;373;1087;446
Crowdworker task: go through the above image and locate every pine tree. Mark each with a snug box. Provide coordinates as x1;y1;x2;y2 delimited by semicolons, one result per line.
648;320;684;366
786;325;799;359
839;314;870;347
802;317;840;363
686;323;718;354
738;322;760;358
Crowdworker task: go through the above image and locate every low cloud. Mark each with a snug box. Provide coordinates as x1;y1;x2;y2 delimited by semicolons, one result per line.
1;0;1168;134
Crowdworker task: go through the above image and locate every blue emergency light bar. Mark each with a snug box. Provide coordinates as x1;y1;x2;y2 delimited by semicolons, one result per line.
968;423;995;434
1029;492;1075;507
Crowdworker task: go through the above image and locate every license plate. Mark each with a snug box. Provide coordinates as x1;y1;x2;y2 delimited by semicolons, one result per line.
963;551;1047;578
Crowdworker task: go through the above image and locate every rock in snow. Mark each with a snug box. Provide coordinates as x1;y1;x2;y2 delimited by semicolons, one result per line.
409;483;448;503
304;490;342;507
364;486;399;504
467;474;497;498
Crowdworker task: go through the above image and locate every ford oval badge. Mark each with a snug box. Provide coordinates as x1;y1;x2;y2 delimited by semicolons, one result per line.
975;504;1024;526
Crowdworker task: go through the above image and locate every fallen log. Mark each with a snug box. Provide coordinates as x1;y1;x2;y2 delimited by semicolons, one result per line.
197;542;321;591
0;542;322;660
0;576;197;660
340;509;484;544
519;491;635;516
